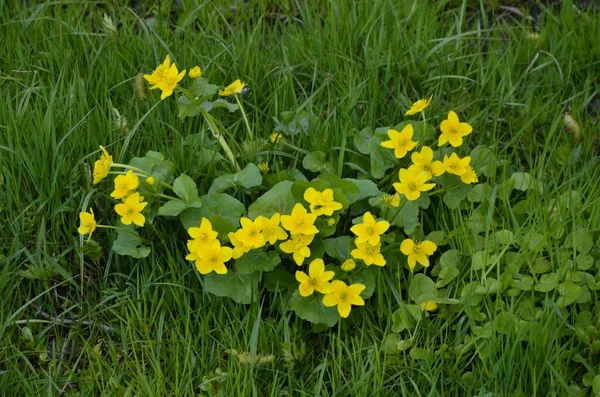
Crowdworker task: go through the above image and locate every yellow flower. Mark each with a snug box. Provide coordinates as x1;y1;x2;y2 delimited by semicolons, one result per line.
270;132;283;144
408;146;445;179
420;301;438;311
219;79;246;96
380;124;418;159
443;153;471;176
380;193;401;207
439;111;473;147
341;259;356;272
188;218;219;246
280;204;319;235
78;208;97;239
460;166;478;184
256;213;288;245
400;239;437;271
195;243;233;275
93;145;113;184
258;162;270;174
114;192;148;227
350;242;386;267
145;55;186;100
350;211;390;245
303;188;343;216
295;259;334;297
322;281;365;318
228;231;251;259
279;233;314;266
189;66;202;79
111;170;140;199
393;168;436;201
235;217;266;249
143;55;171;85
405;96;433;116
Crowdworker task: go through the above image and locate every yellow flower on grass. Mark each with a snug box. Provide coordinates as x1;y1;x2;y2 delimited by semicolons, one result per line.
409;146;445;179
235;217;266;249
228;231;251;259
280;204;319;235
144;55;186;100
111;170;140;199
460;166;478;184
270;132;283;144
295;259;334;297
341;259;356;272
400;239;437;271
195;243;233;275
93;145;113;184
439;111;473;147
114;192;148;227
256;213;288;245
380;124;418;159
380;193;401;207
405;96;433;116
219;79;246;96
304;188;343;216
279;233;314;266
188;218;219;246
78;209;97;239
143;55;171;84
322;281;366;318
420;301;438;311
393;169;436;201
443;153;472;176
189;66;202;79
350;211;390;245
351;242;386;267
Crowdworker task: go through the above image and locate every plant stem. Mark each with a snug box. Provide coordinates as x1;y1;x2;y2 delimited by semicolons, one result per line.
199;107;241;171
235;94;254;141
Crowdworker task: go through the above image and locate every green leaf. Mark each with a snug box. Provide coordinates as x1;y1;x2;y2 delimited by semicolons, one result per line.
203;271;261;304
157;199;200;217
248;181;296;219
351;265;379;299
289;291;339;327
511;172;537;192
189;77;218;97
567;228;594;254
391;304;422;332
208;163;262;194
323;236;353;262
178;96;203;119
369;134;396;179
387;200;419;234
235;251;281;274
409;274;438;304
436;266;460;288
179;194;246;230
344;178;379;201
303;151;334;173
467;183;492;203
489;230;514;247
202;99;239;113
382;334;412;353
444;184;472;209
112;228;150;259
470;146;496;177
354;127;373;154
173;174;200;203
557;282;582;307
264;268;296;293
534;272;559;292
439;249;462;268
316;174;359;204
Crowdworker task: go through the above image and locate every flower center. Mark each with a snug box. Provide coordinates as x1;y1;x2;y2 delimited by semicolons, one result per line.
127;208;135;215
366;246;376;255
309;278;317;286
423;163;431;171
340;292;348;301
413;246;422;254
210;256;218;264
366;226;375;235
408;182;417;191
296;218;305;227
450;126;458;135
399;139;407;147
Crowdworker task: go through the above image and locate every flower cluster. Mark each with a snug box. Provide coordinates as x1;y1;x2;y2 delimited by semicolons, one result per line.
350;212;389;267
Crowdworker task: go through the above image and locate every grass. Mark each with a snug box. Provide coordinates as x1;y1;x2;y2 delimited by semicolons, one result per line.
1;0;599;395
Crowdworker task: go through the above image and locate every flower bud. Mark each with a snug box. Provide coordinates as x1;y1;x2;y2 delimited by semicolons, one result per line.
146;176;155;185
326;217;336;227
341;259;356;272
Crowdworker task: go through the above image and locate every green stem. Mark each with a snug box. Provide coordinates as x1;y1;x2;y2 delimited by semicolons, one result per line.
96;224;139;238
235;94;254;141
199;107;241;171
155;192;179;201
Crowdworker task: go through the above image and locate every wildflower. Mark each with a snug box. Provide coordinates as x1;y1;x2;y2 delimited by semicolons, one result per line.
114;192;148;227
460;166;478;184
93;145;113;184
295;259;334;297
235;217;266;249
443;153;471;176
409;146;445;179
350;242;386;267
400;238;437;271
280;204;319;235
439;111;473;147
322;281;366;318
380;193;401;207
393;168;435;201
380;124;418;159
144;55;186;100
188;218;219;247
258;162;270;174
279;233;314;266
341;259;356;272
195;243;233;275
189;66;202;79
420;301;438;311
228;231;251;259
111;170;140;199
270;132;283;144
219;79;246;96
350;212;390;245
256;213;288;245
145;176;155;185
405;96;433;116
78;209;97;239
304;188;343;216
